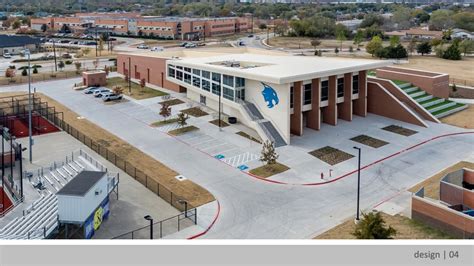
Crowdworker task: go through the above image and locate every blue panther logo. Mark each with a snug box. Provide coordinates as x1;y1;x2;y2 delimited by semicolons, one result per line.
261;82;279;109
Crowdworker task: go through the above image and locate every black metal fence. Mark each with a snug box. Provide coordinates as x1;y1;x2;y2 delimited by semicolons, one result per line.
113;209;197;239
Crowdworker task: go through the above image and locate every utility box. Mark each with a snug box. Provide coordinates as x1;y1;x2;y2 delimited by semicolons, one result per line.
82;71;107;87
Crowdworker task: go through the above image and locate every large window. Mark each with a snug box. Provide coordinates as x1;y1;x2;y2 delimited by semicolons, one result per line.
202;79;210;91
303;83;312;105
184;67;191;73
202;70;210;79
184;73;191;84
352;75;359;94
193;69;200;76
168;67;175;78
212;73;221;83
321;80;329;101
337;77;344;98
223;86;234;101
223;75;234;87
212;83;221;95
236;77;245;87
193;76;201;88
176;70;183;81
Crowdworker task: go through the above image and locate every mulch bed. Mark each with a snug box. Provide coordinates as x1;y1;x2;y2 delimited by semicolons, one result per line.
209;119;229;127
249;162;290;178
382;125;418;136
236;131;262;144
350;134;389;148
168;125;199;136
159;98;184;106
309;146;355;166
181;107;209;117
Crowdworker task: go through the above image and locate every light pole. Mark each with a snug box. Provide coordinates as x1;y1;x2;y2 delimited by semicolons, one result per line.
218;85;222;131
144;215;153;239
25;49;33;163
353;146;361;222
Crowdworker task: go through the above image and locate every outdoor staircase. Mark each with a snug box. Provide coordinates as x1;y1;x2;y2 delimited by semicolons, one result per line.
240;101;287;147
396;82;467;119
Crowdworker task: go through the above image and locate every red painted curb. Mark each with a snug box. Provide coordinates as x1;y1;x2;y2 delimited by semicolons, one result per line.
187;200;221;239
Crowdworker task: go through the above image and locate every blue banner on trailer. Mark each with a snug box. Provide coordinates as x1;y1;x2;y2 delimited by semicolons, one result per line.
84;196;110;239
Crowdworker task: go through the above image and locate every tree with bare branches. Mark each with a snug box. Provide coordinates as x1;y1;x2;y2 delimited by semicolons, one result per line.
159;103;172;121
260;140;278;165
112;85;123;95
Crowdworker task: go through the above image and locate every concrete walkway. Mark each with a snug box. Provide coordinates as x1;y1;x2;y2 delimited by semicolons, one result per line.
1;78;473;239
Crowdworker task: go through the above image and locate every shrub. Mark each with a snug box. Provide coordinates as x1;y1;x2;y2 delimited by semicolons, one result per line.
416;41;432;56
32;67;38;74
65;60;73;65
352;212;397;239
442;43;462;60
21;68;27;76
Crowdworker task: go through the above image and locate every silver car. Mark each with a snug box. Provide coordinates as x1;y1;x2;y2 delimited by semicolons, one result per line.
93;88;111;97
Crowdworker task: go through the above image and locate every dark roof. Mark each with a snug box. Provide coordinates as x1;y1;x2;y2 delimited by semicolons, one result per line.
0;35;42;48
57;171;106;197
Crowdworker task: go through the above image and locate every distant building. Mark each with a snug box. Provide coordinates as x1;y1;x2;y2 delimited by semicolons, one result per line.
336;19;363;31
0;35;41;55
451;28;474;40
31;13;252;40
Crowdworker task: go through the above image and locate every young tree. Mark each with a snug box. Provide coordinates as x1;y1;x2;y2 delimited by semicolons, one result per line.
40;23;48;32
58;61;65;71
334;47;339;55
416;41;432;56
335;24;347;51
389;35;400;47
407;39;417;56
140;78;146;92
5;68;15;82
459;39;474;56
442;42;462;60
74;61;82;74
260;140;278;165
310;39;321;52
112;85;123;95
352;212;397;239
366;36;383;57
21;68;28;76
258;23;267;30
177;112;189;128
104;65;110;76
32;66;38;74
353;30;364;50
159;103;172;121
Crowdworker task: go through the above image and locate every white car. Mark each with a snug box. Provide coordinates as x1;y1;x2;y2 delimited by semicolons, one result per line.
150;46;164;52
3;53;12;59
184;43;197;48
93;88;111;98
137;44;149;49
102;93;123;102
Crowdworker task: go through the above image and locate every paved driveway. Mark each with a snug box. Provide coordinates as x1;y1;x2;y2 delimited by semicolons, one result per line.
1;78;473;238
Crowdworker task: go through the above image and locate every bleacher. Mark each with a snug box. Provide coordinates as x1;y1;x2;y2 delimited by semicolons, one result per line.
0;150;116;239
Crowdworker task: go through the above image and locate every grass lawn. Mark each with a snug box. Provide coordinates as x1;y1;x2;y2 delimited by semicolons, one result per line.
350;135;389;148
309;146;354;166
159;98;184;106
315;212;454;239
106;77;168;100
168;125;199;136
382;125;418;136
209;119;229;127
409;161;474;200
16;92;214;208
236;131;262;144
150;118;178;127
249;162;290;178
181;107;209;117
0;70;82;86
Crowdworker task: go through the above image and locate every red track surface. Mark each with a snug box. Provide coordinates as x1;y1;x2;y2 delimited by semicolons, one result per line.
0;188;13;213
6;115;59;138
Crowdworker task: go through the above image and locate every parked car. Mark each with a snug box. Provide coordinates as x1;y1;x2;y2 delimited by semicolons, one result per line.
83;87;100;94
150;46;164;52
179;42;189;47
102;93;123;102
247;34;254;38
137;44;149;49
3;53;12;59
93;88;112;97
62;53;72;59
184;43;197;48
